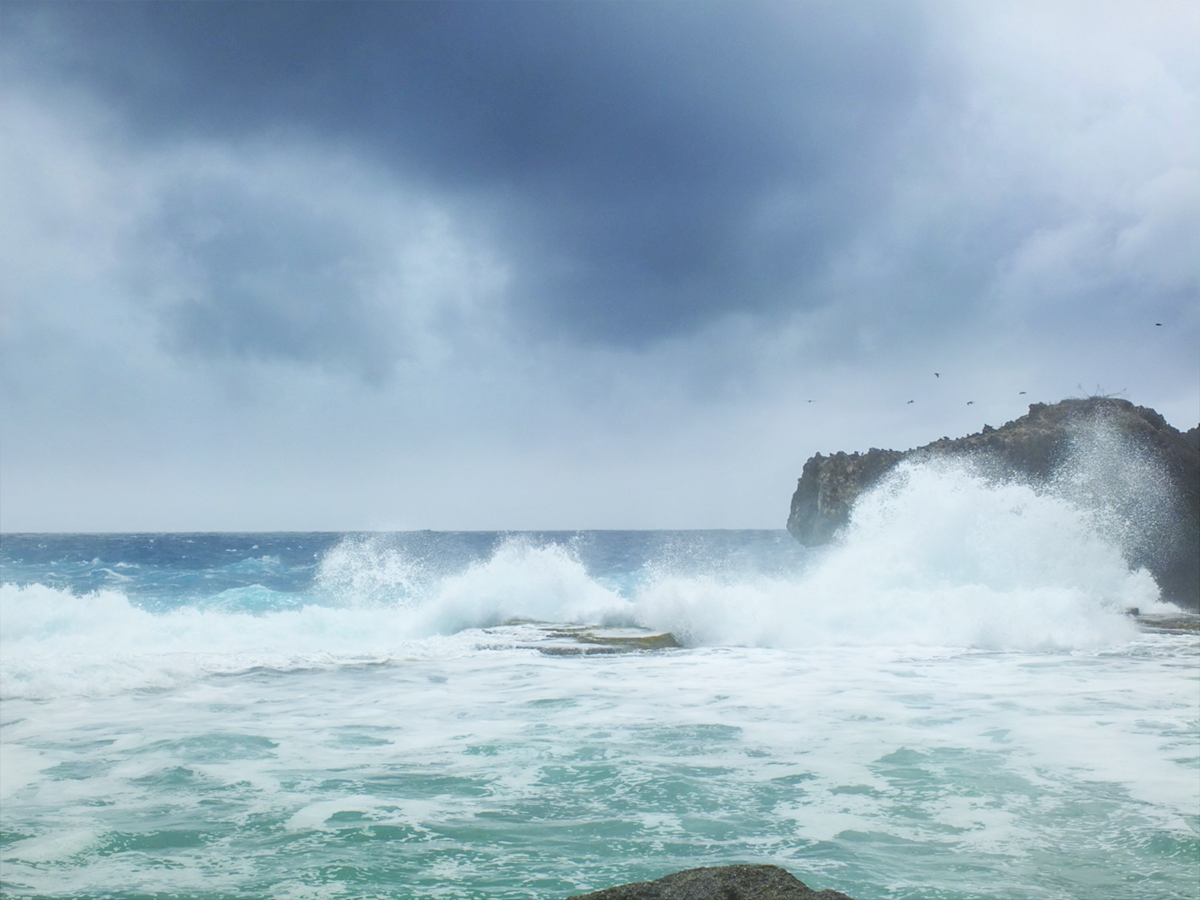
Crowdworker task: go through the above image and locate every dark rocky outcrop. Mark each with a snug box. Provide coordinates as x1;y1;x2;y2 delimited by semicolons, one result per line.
564;865;855;900
788;447;905;546
787;398;1200;608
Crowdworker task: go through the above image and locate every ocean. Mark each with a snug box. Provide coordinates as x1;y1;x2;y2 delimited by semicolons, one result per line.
1;461;1197;899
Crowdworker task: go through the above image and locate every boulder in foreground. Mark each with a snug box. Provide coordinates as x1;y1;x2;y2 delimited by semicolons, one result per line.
564;864;856;900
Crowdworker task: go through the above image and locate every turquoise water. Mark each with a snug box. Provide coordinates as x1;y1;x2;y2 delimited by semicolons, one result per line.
2;465;1198;899
3;632;1196;899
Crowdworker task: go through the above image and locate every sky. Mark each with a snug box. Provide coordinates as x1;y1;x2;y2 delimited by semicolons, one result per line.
1;1;1197;532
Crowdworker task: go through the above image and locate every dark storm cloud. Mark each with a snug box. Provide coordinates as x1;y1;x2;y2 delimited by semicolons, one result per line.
144;176;396;380
2;1;934;345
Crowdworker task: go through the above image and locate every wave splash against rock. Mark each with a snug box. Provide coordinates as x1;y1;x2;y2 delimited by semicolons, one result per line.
787;398;1200;608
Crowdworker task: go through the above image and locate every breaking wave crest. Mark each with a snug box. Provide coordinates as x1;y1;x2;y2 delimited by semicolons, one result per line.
2;458;1181;698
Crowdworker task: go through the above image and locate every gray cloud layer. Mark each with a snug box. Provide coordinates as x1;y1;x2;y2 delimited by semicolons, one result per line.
1;1;1196;530
5;2;937;347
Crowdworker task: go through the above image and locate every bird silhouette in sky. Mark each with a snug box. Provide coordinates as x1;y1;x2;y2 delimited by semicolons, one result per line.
967;401;974;405
1019;391;1026;395
907;400;914;404
934;372;940;378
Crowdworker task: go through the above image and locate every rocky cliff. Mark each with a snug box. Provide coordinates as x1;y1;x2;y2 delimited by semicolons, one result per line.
787;398;1200;608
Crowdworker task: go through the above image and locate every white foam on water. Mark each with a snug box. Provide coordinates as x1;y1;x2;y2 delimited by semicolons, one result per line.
0;583;482;699
0;537;630;698
3;621;1197;900
0;741;48;800
1;828;103;863
283;795;437;833
3;637;1194;894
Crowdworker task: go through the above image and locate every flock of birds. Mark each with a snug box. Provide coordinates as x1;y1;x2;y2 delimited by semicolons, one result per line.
804;324;1165;408
805;373;1029;407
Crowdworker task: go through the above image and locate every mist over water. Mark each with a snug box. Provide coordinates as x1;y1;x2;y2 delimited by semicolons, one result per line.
1;454;1196;900
1053;413;1187;584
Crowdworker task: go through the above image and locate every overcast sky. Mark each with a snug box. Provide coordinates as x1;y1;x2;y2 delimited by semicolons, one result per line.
1;1;1197;532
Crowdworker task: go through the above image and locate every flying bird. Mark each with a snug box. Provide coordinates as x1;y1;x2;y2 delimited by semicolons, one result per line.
907;400;914;404
934;373;940;378
1019;391;1026;395
967;401;974;405
1156;322;1163;326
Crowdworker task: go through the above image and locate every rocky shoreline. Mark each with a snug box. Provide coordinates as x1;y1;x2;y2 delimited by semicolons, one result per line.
786;398;1200;608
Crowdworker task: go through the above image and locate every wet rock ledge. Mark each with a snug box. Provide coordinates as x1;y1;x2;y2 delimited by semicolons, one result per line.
564;865;855;900
787;398;1200;609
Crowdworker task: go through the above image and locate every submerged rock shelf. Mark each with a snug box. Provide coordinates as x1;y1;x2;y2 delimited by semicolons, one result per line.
480;623;682;656
1133;610;1200;634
